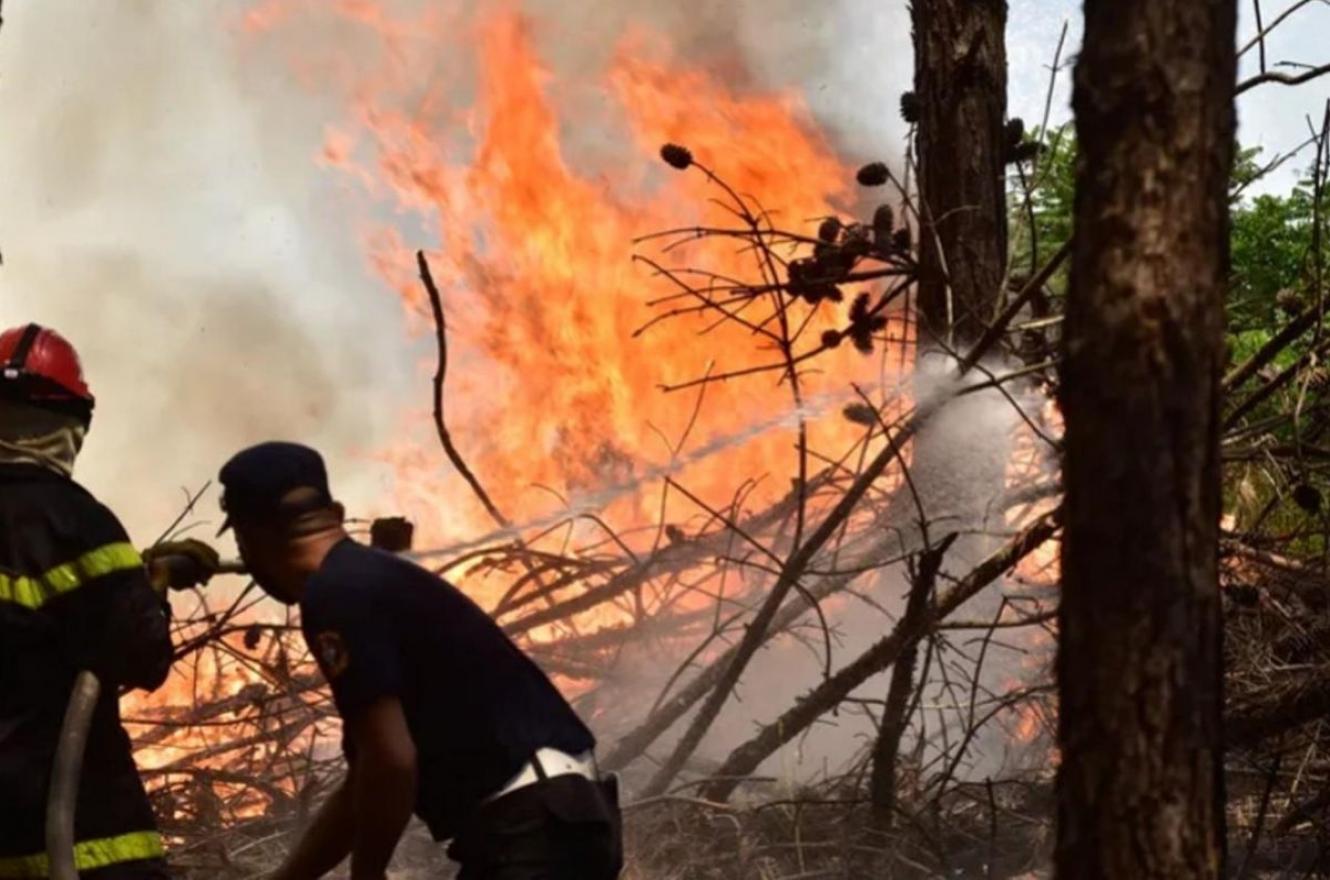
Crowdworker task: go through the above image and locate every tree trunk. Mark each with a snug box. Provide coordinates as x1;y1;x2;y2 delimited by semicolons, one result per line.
871;0;1011;811
1055;0;1236;877
903;0;1011;528
912;0;1009;349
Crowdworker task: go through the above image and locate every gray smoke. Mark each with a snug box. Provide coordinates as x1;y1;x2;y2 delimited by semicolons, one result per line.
0;1;419;541
0;1;1047;792
517;0;912;160
590;362;1058;794
0;0;913;544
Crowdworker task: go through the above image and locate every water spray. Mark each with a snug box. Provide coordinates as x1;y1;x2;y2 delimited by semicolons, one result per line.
405;379;908;564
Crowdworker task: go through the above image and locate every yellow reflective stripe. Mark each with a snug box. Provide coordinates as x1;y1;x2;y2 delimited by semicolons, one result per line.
0;830;163;878
0;575;46;609
43;542;144;593
0;542;143;610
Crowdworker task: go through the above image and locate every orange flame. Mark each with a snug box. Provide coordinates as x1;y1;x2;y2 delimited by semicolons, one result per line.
242;4;889;549
128;3;905;816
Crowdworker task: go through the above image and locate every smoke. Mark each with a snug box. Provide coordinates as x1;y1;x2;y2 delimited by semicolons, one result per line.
0;1;418;540
0;0;914;545
515;0;913;161
0;0;1040;762
0;0;1050;800
578;361;1058;792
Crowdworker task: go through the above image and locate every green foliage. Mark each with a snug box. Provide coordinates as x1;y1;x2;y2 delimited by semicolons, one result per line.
1007;134;1328;337
1007;125;1076;294
1229;172;1323;333
1007;132;1330;541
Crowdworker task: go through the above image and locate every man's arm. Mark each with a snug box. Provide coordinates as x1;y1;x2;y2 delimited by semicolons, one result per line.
63;568;173;690
53;507;173;690
270;778;356;880
347;696;418;880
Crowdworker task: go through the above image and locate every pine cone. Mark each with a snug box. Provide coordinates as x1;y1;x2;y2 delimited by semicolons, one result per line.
787;259;842;304
847;292;888;354
1006;141;1043;165
660;143;693;170
892;226;912;254
900;91;921;124
818;217;842;243
851;329;875;354
814;249;857;282
857;162;890;187
850;292;871;323
843;403;878;426
841;224;872;259
1293;482;1323;513
822;329;843;349
1005;118;1026;148
872;204;895;244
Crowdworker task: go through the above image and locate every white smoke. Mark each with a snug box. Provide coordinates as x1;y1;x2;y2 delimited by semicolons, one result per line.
0;1;431;545
0;0;915;546
0;0;1061;810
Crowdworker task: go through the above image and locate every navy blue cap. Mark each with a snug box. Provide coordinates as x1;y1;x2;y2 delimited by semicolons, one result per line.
217;441;333;535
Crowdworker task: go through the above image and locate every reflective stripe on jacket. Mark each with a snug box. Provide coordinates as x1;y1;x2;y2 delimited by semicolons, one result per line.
0;831;163;879
0;463;172;874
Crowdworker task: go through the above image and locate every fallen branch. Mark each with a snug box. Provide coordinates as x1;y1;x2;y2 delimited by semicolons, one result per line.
701;510;1061;802
602;528;909;771
501;480;809;635
640;409;935;796
1227;664;1330;747
869;533;957;828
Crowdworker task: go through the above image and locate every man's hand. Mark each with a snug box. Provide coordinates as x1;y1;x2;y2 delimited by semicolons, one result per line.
143;539;221;591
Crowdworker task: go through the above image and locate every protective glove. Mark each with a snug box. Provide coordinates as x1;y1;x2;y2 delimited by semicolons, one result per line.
143;538;222;591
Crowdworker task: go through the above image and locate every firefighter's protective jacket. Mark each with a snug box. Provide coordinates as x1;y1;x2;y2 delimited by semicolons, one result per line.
0;462;172;878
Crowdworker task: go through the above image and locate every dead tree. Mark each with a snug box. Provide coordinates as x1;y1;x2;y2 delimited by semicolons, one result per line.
1055;0;1237;876
867;0;1013;809
911;0;1009;348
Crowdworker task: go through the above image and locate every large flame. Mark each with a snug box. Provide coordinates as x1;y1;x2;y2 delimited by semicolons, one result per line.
127;1;899;822
125;3;1077;832
242;3;886;549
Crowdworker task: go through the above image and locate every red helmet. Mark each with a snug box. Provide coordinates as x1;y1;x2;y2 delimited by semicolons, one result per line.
0;324;96;422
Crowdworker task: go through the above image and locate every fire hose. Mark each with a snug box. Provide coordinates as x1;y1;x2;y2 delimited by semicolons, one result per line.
46;556;247;880
46;670;100;880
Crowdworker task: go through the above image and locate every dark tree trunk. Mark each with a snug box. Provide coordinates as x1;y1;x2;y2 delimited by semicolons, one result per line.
911;0;1009;349
1055;0;1237;877
871;0;1011;811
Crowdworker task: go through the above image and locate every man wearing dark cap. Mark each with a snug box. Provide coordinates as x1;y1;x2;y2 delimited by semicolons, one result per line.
218;442;621;880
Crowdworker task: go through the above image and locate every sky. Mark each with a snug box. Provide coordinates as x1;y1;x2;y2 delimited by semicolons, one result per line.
1000;0;1330;193
0;0;1326;548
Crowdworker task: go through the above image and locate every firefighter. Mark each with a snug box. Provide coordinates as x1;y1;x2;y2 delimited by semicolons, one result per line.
0;323;216;879
216;442;622;880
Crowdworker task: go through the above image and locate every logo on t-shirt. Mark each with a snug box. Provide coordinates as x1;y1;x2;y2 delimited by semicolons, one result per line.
315;630;350;679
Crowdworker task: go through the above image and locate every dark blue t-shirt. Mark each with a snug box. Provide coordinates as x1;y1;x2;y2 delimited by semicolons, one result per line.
300;539;595;839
